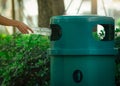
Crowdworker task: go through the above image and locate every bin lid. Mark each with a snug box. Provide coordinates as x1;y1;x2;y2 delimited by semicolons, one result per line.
49;15;116;56
50;15;114;23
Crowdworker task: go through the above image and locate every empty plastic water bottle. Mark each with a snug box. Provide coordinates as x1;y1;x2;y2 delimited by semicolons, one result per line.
31;27;51;36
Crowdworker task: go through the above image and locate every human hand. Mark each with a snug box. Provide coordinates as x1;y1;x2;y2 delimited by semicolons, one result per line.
16;21;33;34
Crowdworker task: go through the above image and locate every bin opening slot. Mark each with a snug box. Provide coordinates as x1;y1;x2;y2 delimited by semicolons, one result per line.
92;24;114;41
50;24;62;41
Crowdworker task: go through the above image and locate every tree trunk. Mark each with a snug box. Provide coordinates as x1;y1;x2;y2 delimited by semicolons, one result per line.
37;0;65;27
11;0;16;33
91;0;97;14
17;0;24;21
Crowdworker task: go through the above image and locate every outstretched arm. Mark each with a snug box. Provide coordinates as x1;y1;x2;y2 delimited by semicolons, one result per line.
0;15;33;34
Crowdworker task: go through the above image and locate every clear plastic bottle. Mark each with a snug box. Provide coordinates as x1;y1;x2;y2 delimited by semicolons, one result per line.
31;27;51;36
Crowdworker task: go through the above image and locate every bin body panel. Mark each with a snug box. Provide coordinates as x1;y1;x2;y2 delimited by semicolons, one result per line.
51;55;115;86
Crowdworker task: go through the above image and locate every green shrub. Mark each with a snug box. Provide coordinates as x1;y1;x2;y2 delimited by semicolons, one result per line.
0;34;50;86
115;36;120;86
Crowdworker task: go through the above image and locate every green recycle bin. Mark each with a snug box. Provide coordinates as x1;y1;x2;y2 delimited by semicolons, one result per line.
49;15;117;86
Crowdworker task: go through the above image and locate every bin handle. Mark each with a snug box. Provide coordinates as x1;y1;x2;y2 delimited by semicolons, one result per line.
73;70;83;83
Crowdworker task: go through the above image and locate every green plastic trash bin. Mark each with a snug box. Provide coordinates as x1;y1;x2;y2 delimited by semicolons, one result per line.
49;15;117;86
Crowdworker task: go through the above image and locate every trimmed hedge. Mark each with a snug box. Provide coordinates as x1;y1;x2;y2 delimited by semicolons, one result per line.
115;36;120;86
0;34;50;86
